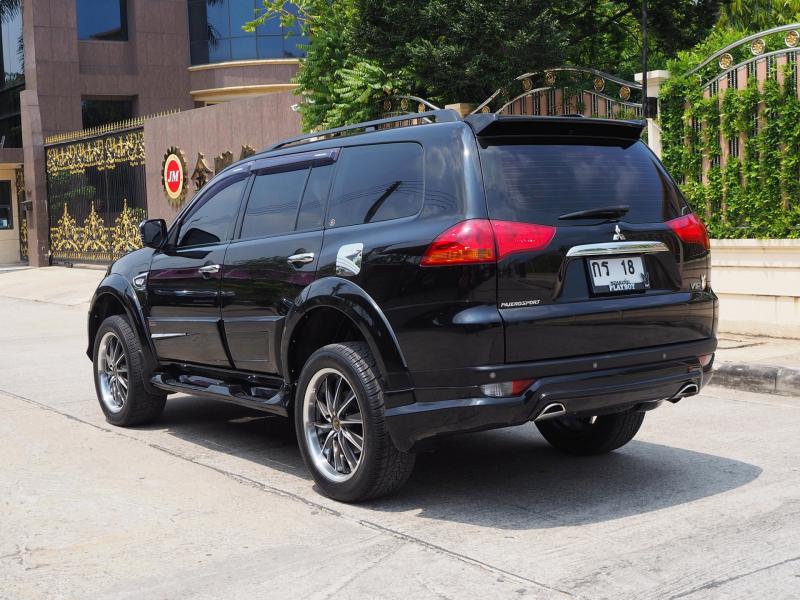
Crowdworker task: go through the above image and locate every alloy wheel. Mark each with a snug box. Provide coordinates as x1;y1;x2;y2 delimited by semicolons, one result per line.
302;367;365;482
97;331;129;414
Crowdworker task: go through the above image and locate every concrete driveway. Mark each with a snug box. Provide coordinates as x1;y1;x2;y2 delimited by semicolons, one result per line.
1;268;798;599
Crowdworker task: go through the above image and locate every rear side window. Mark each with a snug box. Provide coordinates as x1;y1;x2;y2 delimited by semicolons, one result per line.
328;143;423;228
479;140;685;225
240;168;309;239
297;164;332;231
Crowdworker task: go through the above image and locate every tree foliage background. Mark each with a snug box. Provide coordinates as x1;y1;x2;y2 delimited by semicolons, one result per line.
247;0;799;131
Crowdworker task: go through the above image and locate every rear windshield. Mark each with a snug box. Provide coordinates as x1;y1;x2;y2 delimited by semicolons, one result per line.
478;139;686;225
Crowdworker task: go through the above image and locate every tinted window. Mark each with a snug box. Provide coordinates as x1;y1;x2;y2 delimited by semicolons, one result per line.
178;176;247;247
297;165;331;231
479;140;685;225
77;0;127;41
328;143;423;228
240;168;308;239
81;99;133;129
0;181;11;229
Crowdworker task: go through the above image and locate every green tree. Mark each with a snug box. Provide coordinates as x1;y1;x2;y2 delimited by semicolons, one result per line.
555;0;723;79
717;0;800;31
247;0;404;131
355;0;565;107
248;1;728;130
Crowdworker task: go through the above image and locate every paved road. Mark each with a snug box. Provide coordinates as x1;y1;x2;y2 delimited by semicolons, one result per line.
1;289;799;599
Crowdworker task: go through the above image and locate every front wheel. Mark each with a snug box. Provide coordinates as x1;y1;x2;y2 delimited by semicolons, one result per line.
295;342;415;502
535;411;645;456
93;315;166;427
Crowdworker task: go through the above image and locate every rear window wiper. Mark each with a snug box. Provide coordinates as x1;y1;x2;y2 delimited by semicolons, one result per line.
558;205;630;221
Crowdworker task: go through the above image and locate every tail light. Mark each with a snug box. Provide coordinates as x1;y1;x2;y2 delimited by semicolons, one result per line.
480;379;535;397
421;219;555;266
699;353;714;367
667;213;710;250
491;220;556;260
420;220;495;266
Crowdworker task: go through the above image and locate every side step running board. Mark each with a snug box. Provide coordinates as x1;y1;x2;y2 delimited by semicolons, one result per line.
151;373;289;417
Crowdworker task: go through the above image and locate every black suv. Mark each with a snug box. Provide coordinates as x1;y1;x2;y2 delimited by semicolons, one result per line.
88;110;717;502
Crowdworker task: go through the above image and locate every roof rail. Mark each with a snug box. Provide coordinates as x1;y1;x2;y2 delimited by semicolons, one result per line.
265;108;462;152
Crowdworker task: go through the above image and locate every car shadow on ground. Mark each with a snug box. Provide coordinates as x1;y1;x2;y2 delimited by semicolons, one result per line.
148;395;762;530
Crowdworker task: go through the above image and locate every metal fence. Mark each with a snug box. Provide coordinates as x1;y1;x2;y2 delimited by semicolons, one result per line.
45;120;148;264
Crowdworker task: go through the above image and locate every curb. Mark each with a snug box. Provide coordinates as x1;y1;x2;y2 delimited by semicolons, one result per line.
712;362;800;397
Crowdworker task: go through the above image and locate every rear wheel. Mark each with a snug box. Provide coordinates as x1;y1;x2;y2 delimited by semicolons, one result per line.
535;411;645;455
295;342;415;502
93;315;166;427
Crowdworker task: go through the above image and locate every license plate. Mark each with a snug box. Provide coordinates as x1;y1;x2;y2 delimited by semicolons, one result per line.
587;256;649;294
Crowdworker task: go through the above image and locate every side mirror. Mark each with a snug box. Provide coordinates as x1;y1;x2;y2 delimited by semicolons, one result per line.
139;219;167;249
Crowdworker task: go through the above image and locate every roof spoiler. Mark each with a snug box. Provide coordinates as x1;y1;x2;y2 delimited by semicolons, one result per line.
464;114;645;141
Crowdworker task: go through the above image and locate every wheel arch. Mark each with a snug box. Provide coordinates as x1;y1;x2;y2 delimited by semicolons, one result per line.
281;277;409;390
87;274;156;368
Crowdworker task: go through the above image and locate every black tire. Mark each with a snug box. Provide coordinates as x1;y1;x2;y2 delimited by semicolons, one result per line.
535;411;645;456
92;315;166;427
294;342;415;502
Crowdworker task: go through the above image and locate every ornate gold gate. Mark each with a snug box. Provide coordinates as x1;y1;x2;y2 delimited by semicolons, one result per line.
15;167;27;262
45;122;147;263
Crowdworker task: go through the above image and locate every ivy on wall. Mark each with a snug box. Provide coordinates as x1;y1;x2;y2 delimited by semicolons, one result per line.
661;61;800;238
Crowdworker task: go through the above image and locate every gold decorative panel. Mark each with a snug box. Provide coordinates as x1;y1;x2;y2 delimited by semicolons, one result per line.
45;126;148;263
49;200;143;263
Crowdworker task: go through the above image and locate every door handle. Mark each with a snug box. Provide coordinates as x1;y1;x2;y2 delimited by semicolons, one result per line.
198;264;220;278
287;252;315;265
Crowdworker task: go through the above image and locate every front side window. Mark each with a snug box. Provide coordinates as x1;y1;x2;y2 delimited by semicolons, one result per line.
328;143;424;228
76;0;128;41
0;181;11;229
177;175;247;248
240;168;308;239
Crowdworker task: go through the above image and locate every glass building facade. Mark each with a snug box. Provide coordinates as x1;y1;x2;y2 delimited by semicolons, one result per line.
76;0;128;41
188;0;308;65
0;3;23;147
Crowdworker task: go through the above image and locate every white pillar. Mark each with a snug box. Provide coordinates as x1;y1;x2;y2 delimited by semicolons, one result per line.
634;70;670;158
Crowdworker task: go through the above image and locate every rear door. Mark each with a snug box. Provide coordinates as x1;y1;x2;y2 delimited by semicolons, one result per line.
477;133;714;363
219;151;335;374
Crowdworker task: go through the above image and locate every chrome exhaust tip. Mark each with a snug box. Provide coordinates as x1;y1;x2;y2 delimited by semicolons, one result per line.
668;382;699;403
535;402;567;422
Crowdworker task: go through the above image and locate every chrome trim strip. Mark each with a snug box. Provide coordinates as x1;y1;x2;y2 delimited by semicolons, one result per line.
151;333;191;340
566;241;670;257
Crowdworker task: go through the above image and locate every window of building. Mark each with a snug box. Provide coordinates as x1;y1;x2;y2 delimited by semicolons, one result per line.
81;98;134;129
0;3;23;147
76;0;128;41
178;175;248;247
0;181;12;229
188;0;308;65
328;144;424;228
240;168;308;239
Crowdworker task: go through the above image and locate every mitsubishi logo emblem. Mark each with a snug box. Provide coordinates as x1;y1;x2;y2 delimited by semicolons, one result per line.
613;224;626;241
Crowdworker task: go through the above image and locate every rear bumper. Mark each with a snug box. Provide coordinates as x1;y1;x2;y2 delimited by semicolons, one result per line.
385;338;716;451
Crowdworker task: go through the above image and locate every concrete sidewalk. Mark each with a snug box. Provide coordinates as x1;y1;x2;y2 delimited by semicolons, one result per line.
713;333;800;397
2;266;798;397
